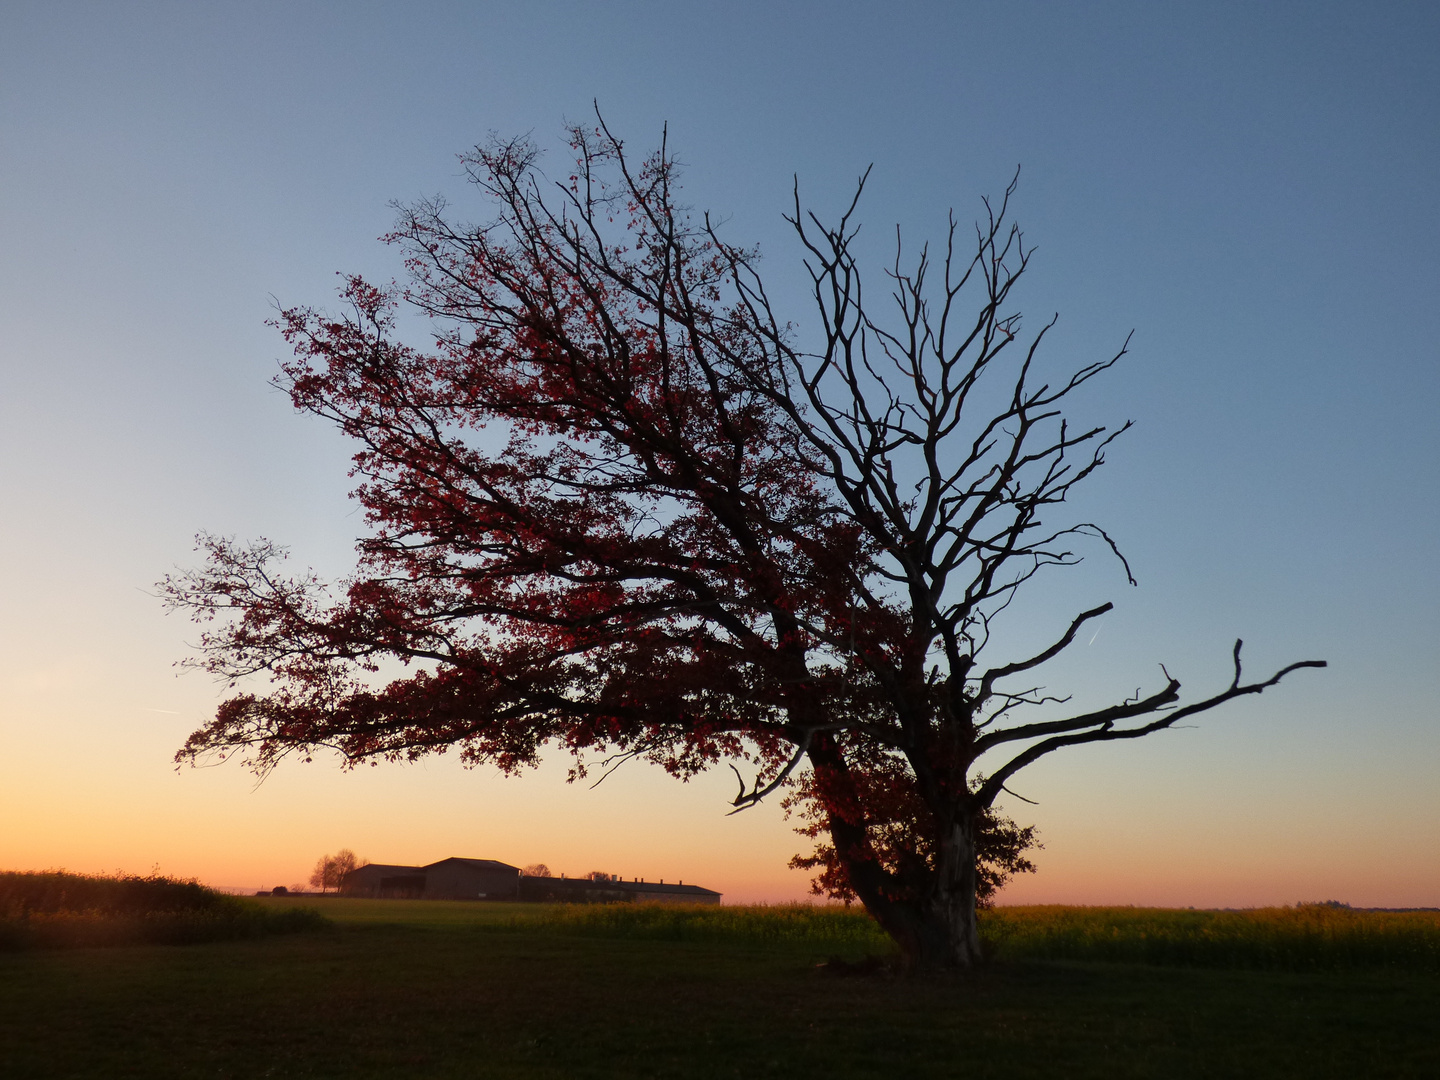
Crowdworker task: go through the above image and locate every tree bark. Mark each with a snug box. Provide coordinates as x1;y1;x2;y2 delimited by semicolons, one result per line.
923;814;985;968
811;737;985;970
828;811;985;970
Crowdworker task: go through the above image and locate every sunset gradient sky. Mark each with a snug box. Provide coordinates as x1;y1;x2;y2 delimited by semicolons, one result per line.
2;1;1436;905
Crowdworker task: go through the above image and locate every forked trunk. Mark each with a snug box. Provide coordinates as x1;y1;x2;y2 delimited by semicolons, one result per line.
830;807;985;970
897;815;984;969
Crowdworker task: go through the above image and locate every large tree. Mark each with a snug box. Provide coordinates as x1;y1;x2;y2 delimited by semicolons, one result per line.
162;116;1323;968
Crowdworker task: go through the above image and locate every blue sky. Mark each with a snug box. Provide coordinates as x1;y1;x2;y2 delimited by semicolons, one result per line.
1;1;1435;903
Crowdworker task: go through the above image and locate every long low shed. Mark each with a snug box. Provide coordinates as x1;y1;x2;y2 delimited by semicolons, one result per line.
519;876;720;905
341;858;719;903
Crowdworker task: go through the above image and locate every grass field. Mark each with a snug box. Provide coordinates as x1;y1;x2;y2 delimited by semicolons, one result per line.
2;895;1437;1078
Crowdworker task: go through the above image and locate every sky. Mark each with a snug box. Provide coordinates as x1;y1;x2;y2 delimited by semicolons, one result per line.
1;0;1436;906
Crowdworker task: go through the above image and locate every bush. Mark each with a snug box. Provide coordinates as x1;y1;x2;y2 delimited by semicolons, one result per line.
0;870;328;950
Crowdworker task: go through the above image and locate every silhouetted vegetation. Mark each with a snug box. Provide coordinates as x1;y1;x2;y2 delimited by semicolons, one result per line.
511;900;890;948
0;870;328;949
491;900;1440;973
309;849;366;893
983;904;1440;972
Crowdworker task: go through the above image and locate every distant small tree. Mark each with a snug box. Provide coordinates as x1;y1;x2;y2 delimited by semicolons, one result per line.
585;870;615;882
521;863;551;878
309;848;366;893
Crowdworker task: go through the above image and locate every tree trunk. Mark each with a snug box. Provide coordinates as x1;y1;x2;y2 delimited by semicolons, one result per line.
808;737;984;969
922;814;985;968
825;807;984;970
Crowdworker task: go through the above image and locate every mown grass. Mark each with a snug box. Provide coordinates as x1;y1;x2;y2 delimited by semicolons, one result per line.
2;899;1436;1079
0;870;328;950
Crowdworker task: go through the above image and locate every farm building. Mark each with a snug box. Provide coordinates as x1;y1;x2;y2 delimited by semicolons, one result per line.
520;875;721;905
341;858;520;900
340;857;719;904
338;863;428;899
424;857;522;900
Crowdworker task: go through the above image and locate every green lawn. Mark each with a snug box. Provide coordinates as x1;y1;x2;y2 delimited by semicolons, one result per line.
1;899;1435;1078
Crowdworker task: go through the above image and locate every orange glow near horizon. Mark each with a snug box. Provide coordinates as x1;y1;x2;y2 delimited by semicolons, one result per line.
4;709;1436;910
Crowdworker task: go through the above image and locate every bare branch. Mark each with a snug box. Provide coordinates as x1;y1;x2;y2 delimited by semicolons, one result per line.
975;645;1326;806
978;603;1112;702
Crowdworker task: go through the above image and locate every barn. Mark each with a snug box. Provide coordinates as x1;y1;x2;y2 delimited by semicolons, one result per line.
421;857;521;900
340;857;521;900
339;863;428;899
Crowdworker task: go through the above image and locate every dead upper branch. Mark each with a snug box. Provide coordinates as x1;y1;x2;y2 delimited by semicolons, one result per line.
973;643;1327;807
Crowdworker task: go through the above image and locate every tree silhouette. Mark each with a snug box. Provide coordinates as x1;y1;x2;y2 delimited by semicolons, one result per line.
309;849;364;893
162;114;1323;968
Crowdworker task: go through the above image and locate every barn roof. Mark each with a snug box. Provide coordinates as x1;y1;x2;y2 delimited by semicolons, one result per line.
623;880;721;897
422;857;522;873
529;876;720;898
